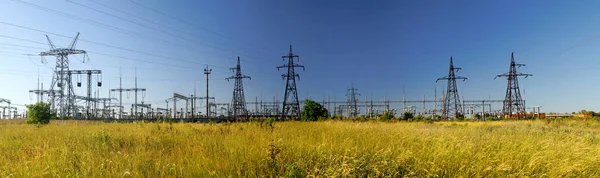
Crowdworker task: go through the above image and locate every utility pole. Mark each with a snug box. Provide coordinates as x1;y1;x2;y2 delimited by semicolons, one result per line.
204;65;212;119
277;45;304;120
165;98;170;118
402;87;406;115
193;82;196;118
436;57;467;120
422;95;425;115
37;70;40;102
495;52;532;119
433;86;437;120
119;70;122;119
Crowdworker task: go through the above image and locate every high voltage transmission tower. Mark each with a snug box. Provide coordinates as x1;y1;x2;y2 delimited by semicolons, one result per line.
226;56;251;121
495;52;532;119
436;57;467;120
277;45;304;120
36;33;88;118
346;84;360;117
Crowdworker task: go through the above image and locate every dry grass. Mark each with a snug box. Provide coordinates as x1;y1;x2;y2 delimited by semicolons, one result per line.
1;119;600;177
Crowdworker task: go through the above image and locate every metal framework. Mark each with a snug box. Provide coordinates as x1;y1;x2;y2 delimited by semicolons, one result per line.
0;99;14;119
188;96;215;118
111;76;145;119
37;33;87;118
172;93;189;119
495;52;532;119
277;45;304;120
58;70;101;119
436;57;467;120
346;84;360;117
226;56;251;121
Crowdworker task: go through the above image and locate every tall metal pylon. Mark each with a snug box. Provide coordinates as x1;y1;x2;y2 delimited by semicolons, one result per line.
495;52;532;119
436;57;467;120
38;33;87;118
226;56;251;121
277;45;304;120
346;84;360;117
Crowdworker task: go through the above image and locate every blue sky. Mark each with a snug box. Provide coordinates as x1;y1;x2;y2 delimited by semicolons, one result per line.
1;0;600;113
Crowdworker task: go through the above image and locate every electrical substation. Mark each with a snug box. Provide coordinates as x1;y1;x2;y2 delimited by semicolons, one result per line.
0;33;539;121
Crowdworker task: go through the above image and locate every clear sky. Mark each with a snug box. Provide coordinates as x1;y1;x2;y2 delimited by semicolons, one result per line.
1;0;600;113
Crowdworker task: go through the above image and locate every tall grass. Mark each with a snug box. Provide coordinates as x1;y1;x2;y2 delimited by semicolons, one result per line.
1;119;600;177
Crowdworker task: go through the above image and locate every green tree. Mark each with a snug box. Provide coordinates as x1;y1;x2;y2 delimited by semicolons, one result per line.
301;100;329;121
26;102;55;125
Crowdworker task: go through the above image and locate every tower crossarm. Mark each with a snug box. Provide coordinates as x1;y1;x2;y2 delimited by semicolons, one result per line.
277;64;305;70
57;70;101;75
173;93;189;101
0;98;10;104
132;103;151;109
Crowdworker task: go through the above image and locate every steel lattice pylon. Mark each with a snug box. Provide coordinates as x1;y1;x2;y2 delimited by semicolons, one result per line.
39;33;87;118
436;57;467;120
495;52;532;119
277;45;304;120
346;84;360;117
226;56;251;121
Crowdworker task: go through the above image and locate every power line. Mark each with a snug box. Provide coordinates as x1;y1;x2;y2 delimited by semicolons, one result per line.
65;0;241;56
0;21;229;69
0;40;219;72
125;0;278;54
14;0;265;65
0;31;278;78
83;0;253;58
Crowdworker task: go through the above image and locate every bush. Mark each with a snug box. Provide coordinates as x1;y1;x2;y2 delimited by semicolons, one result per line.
401;112;414;121
300;100;329;121
26;102;55;125
456;114;465;121
380;112;395;121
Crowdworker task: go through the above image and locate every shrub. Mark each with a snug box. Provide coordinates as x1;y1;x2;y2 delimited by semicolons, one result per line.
300;100;329;121
401;112;414;121
380;111;395;121
26;102;55;125
456;114;465;121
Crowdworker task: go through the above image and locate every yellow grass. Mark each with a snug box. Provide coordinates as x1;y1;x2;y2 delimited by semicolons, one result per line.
1;119;600;177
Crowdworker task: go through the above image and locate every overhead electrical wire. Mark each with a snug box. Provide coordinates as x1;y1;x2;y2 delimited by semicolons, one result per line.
125;0;278;54
13;0;266;66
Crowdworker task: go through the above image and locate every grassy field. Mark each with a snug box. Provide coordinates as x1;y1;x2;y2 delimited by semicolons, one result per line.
1;119;600;177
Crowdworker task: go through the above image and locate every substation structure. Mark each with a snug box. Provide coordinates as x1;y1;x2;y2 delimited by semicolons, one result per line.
242;98;508;120
0;98;19;119
27;33;116;119
19;33;536;122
